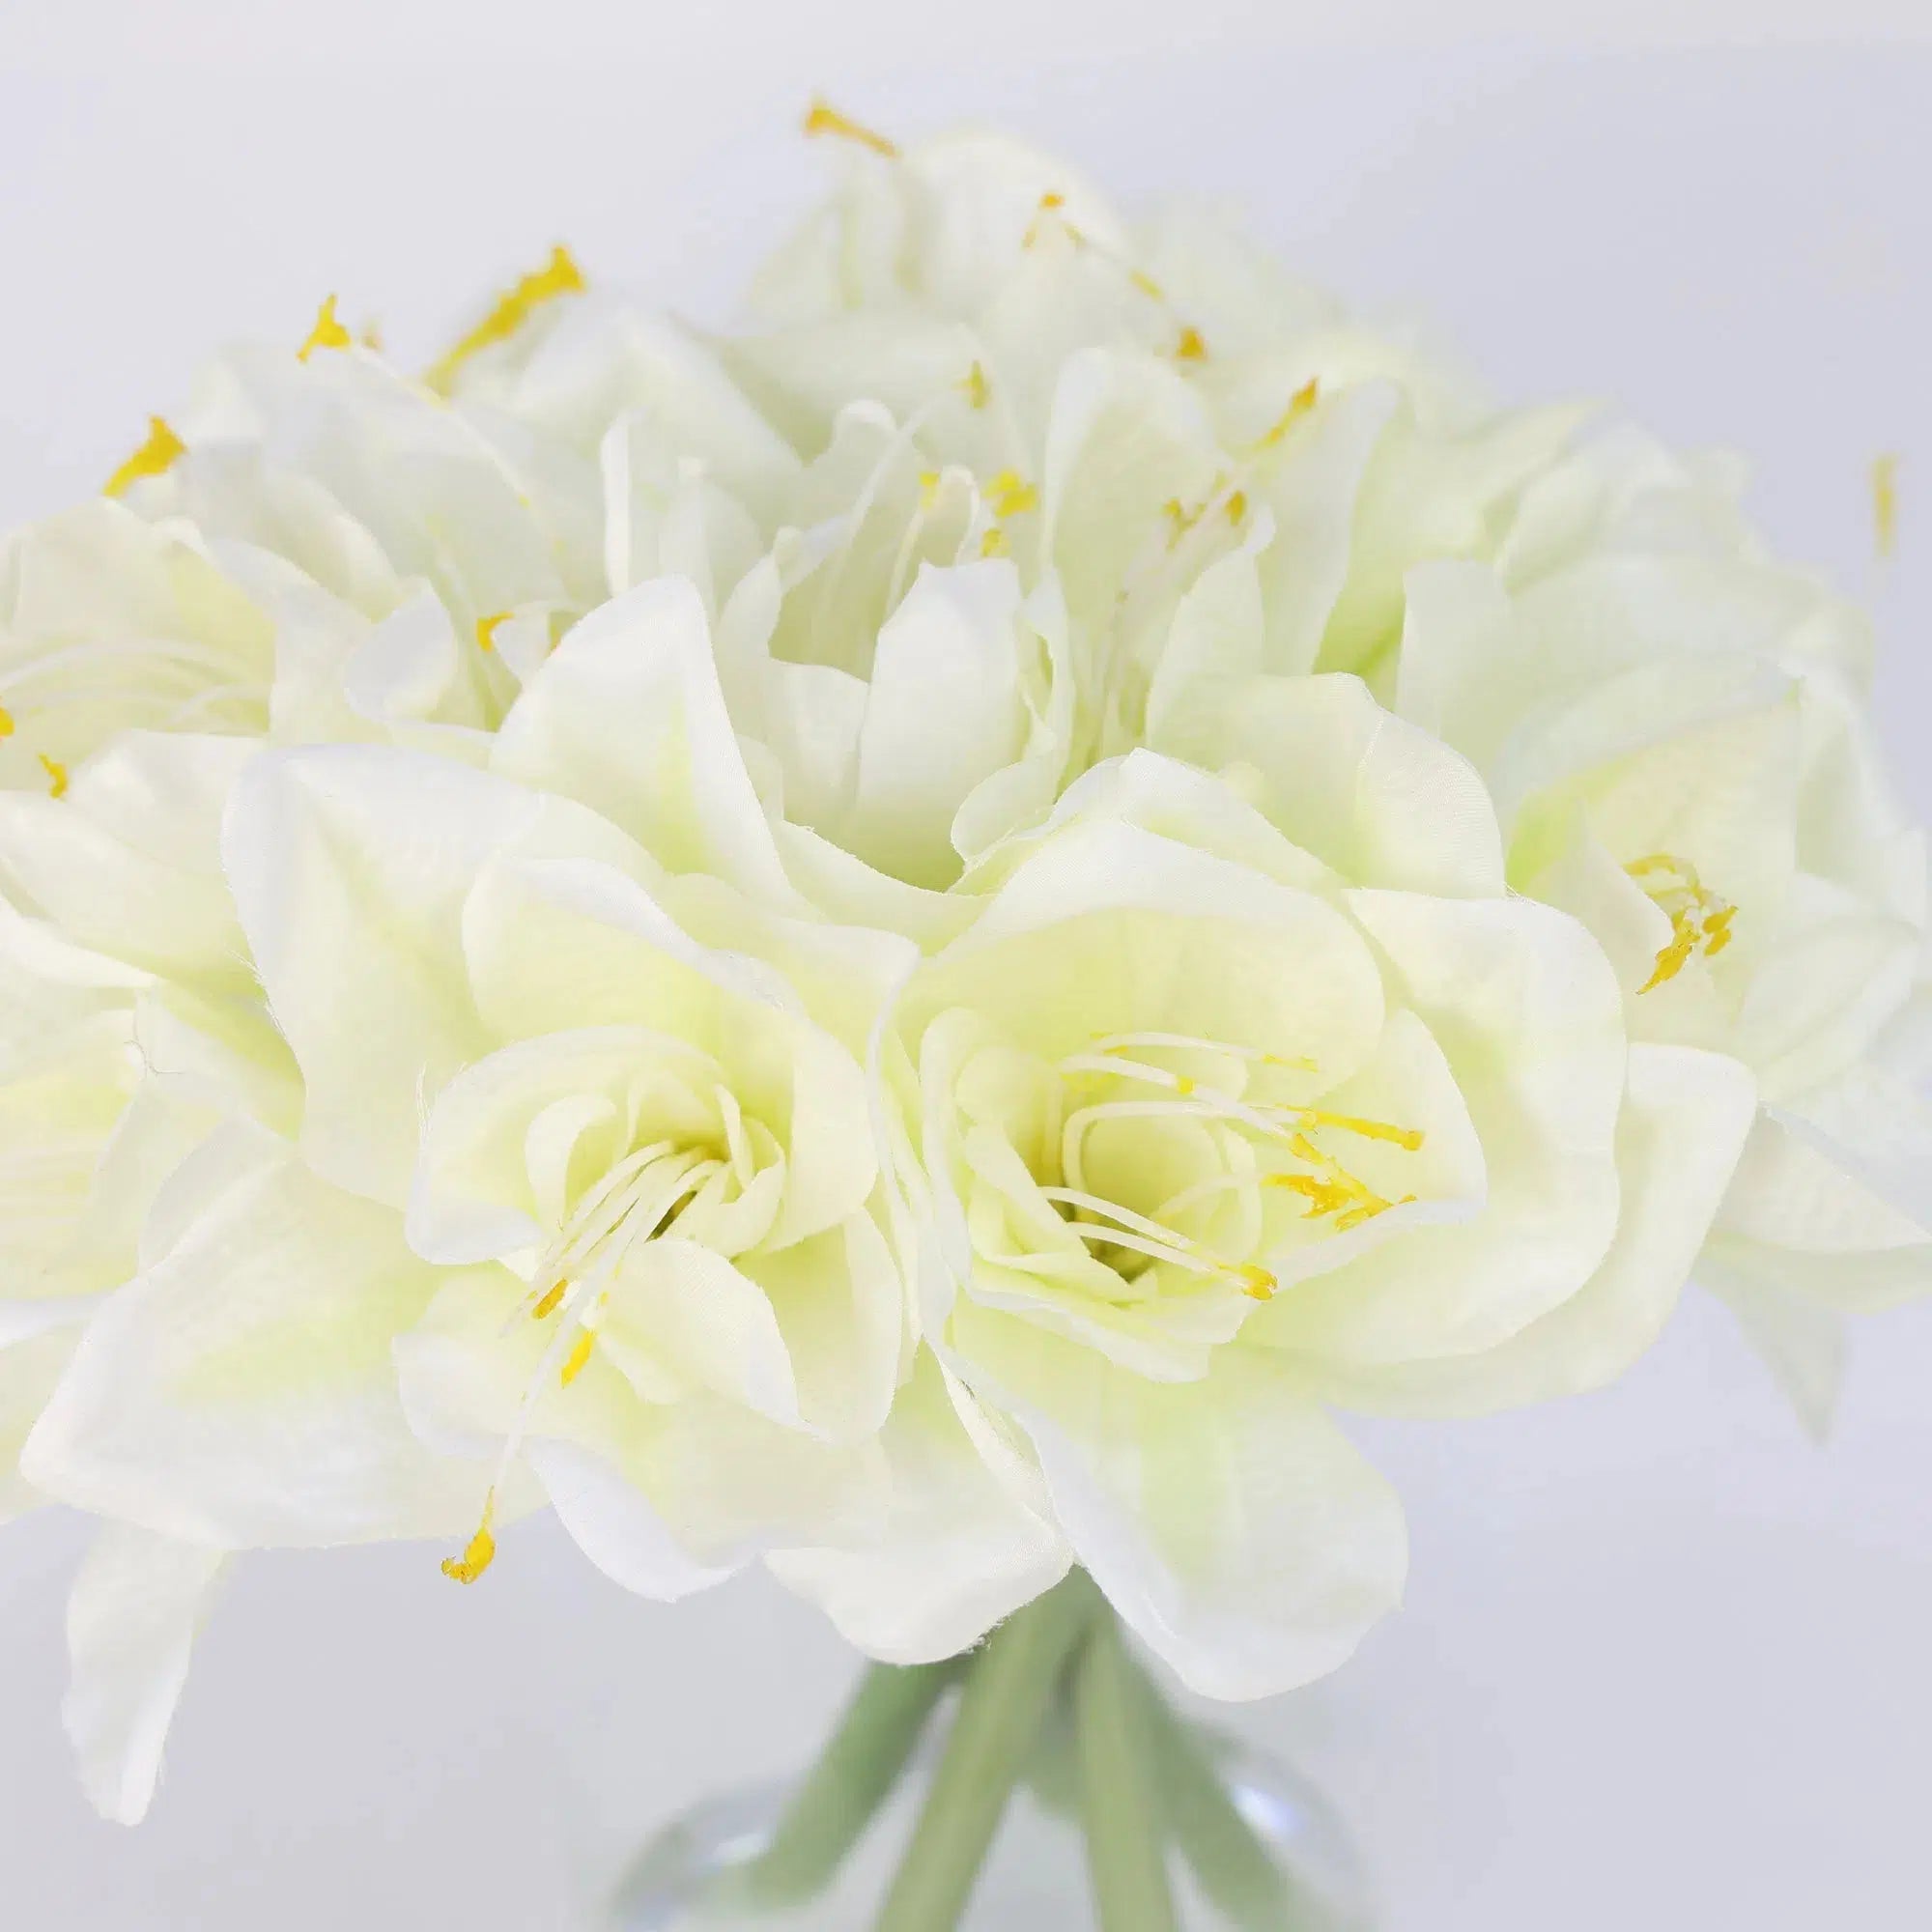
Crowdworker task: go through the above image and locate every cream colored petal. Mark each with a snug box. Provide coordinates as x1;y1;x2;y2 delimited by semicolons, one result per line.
767;1350;1069;1664
23;1126;477;1547
64;1524;227;1826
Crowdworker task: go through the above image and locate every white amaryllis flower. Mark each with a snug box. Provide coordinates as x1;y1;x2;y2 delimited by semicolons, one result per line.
871;691;1756;1696
24;583;935;1629
1393;428;1932;1430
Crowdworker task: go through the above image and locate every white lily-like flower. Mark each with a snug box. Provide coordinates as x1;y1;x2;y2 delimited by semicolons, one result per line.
1391;428;1932;1431
875;698;1756;1695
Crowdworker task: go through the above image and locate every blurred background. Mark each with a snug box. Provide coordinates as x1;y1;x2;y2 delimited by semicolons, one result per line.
2;5;1929;1926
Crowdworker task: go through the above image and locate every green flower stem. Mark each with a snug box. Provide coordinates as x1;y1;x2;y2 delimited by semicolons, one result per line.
872;1573;1098;1932
741;1658;960;1906
1133;1661;1297;1930
1073;1614;1180;1932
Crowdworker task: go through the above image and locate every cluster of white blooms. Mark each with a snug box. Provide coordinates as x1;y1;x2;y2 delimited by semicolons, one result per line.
4;106;1926;1820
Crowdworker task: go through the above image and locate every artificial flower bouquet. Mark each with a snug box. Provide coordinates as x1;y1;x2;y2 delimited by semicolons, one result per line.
3;100;1925;1927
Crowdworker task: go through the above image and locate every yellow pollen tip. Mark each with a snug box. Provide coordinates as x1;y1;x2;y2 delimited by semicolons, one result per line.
441;1521;497;1585
961;361;990;409
1236;1264;1276;1302
979;525;1009;558
560;1332;596;1387
0;703;13;739
987;469;1037;518
1628;853;1735;993
1226;490;1248;523
530;1280;566;1320
39;753;68;799
918;469;940;510
1129;269;1166;300
1873;452;1899;559
1258;379;1321;451
426;244;585;395
1174;324;1208;362
1039;191;1066;212
475;611;512;653
103;415;185;498
298;294;353;362
802;99;898;158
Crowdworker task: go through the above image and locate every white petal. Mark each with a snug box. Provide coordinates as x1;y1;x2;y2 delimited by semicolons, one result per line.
767;1350;1068;1664
23;1125;476;1546
223;746;541;1202
492;578;799;908
64;1524;227;1825
960;1316;1406;1698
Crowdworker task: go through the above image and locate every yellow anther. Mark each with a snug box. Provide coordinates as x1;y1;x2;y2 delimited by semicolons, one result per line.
530;1280;566;1320
1129;269;1166;300
980;525;1009;558
1226;490;1248;523
1296;1109;1425;1152
103;416;185;498
298;295;353;362
1256;378;1320;451
987;469;1038;518
1267;1172;1357;1219
1174;324;1208;362
560;1331;596;1387
426;244;585;395
1173;1074;1196;1097
39;753;68;799
0;704;13;739
802;98;899;158
1873;452;1899;559
1627;853;1735;992
475;611;512;653
1236;1264;1276;1301
918;469;941;510
441;1515;497;1585
961;361;990;409
1335;1193;1413;1234
1023;191;1086;250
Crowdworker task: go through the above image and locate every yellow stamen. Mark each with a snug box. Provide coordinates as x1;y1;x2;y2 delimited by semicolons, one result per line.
1174;324;1208;362
1255;378;1320;451
0;703;13;738
1023;191;1086;250
1627;853;1735;992
802;98;898;158
961;361;990;410
298;294;353;362
1226;490;1248;523
918;469;940;511
1129;269;1166;300
987;469;1038;518
530;1280;566;1320
1873;452;1899;559
475;611;512;653
1295;1109;1425;1152
426;244;584;395
103;416;185;498
560;1331;596;1386
980;525;1009;558
441;1511;497;1585
1236;1264;1276;1302
39;753;68;799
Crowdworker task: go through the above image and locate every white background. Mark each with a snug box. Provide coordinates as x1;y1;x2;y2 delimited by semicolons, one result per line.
2;7;1930;1928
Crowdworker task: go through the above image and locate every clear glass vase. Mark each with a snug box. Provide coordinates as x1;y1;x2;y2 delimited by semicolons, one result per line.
604;1576;1373;1932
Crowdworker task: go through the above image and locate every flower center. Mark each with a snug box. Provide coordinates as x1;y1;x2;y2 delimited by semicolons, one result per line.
1626;853;1735;991
441;1094;771;1586
1037;1032;1422;1304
